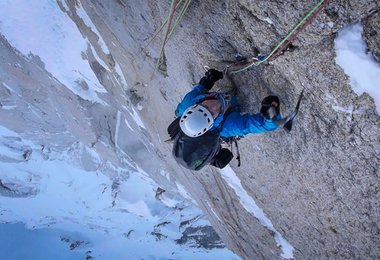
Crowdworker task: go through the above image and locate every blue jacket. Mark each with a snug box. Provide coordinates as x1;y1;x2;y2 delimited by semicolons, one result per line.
175;84;281;138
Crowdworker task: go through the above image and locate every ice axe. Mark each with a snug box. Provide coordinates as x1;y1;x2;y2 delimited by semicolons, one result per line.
274;89;304;132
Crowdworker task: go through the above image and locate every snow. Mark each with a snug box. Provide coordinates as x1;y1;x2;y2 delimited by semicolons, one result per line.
74;2;108;53
0;0;108;104
335;22;380;113
332;105;354;114
0;84;17;109
72;1;129;89
131;107;147;129
0;125;239;259
0;0;238;251
219;166;294;259
325;94;357;121
0;223;85;260
0;0;321;259
263;17;274;25
205;200;223;223
332;105;355;121
176;182;199;206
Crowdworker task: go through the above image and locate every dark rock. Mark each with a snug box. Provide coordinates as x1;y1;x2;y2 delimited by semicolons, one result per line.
175;226;225;249
363;11;380;61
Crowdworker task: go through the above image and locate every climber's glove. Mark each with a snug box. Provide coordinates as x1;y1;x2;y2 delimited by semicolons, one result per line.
260;95;280;120
199;69;224;90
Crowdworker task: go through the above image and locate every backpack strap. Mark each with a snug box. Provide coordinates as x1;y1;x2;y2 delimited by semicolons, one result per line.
167;117;181;140
232;137;241;167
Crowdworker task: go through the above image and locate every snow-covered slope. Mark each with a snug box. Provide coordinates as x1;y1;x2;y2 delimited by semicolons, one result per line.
0;1;238;259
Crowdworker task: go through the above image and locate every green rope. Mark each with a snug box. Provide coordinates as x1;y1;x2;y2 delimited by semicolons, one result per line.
230;0;327;74
157;0;178;67
141;0;184;53
166;0;192;42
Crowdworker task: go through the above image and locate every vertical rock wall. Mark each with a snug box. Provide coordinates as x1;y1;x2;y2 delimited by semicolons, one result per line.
64;0;380;259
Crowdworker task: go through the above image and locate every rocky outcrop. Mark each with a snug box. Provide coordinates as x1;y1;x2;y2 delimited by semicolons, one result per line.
175;226;225;249
363;10;380;61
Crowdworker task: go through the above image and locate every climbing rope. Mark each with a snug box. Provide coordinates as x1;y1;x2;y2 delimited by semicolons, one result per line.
166;0;192;42
229;0;331;74
268;0;331;61
141;0;192;70
157;0;178;67
148;0;330;74
141;0;185;53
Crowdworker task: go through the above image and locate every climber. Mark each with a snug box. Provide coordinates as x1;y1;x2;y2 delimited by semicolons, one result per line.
167;68;281;171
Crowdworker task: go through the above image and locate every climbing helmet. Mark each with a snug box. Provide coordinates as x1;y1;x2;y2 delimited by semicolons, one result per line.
179;104;214;137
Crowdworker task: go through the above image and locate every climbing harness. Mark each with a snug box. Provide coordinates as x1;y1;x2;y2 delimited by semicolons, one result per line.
220;136;242;167
229;0;331;74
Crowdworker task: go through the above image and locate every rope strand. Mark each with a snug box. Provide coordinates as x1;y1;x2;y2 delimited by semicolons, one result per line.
157;0;178;67
166;0;192;42
141;0;184;53
269;0;331;61
230;0;330;74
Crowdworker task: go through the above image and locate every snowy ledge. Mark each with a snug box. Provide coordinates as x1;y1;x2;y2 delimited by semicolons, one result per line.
335;22;380;114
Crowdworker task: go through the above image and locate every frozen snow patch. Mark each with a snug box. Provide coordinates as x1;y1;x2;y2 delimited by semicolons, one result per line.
74;2;129;88
130;107;146;129
74;2;109;53
0;0;107;104
219;166;294;259
263;17;273;25
332;105;354;121
176;182;198;206
332;105;354;114
335;22;380;113
0;103;17;110
205;200;222;223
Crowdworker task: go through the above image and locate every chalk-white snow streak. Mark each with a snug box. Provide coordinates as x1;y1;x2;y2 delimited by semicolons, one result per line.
219;166;294;259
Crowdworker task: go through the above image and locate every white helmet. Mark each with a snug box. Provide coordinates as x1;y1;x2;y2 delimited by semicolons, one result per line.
180;104;214;137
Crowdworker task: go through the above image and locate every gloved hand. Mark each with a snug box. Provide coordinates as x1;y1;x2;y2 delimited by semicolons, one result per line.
260;95;280;120
199;69;224;90
205;69;223;81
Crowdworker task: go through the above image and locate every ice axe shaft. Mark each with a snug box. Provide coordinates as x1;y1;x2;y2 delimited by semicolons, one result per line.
274;89;304;132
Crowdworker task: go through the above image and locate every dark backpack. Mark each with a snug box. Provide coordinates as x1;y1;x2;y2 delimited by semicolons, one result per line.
167;117;233;171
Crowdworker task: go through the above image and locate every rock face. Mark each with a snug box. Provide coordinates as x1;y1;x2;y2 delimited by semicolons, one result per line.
91;0;378;259
1;0;379;259
363;10;380;61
